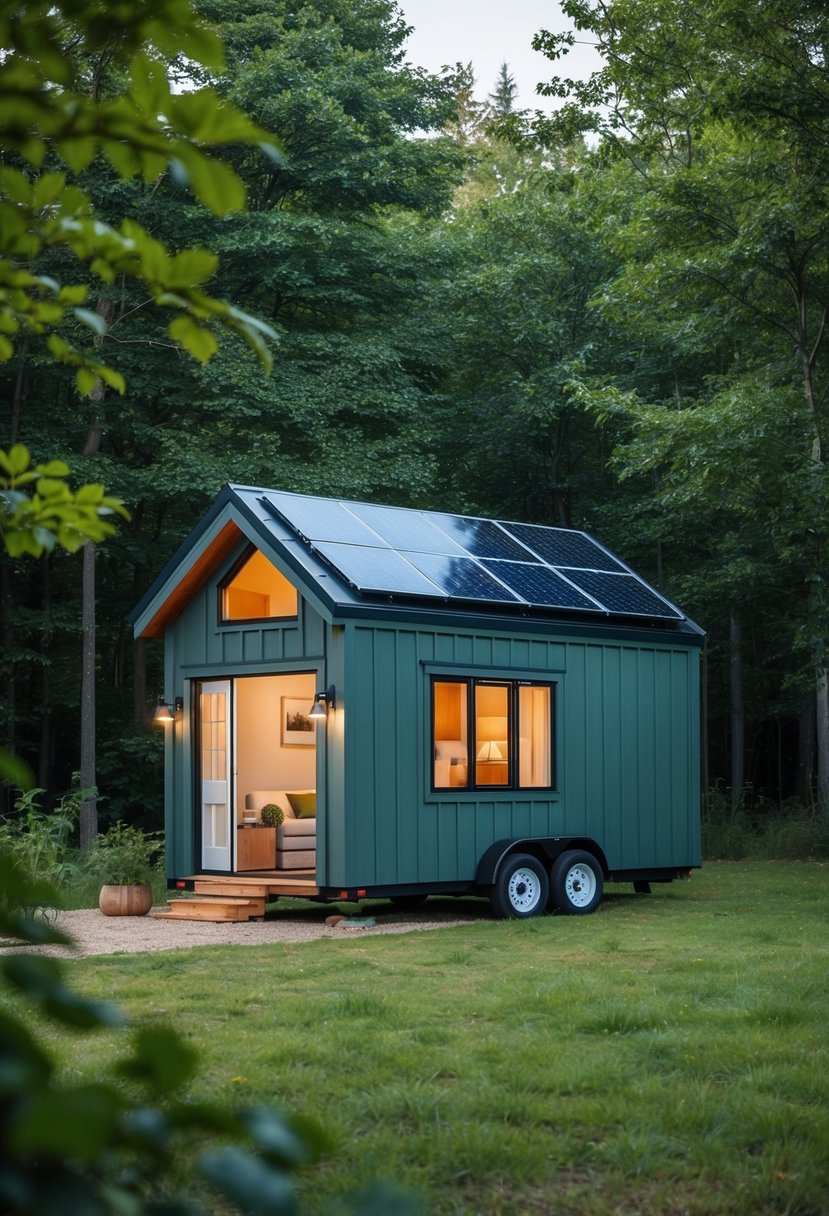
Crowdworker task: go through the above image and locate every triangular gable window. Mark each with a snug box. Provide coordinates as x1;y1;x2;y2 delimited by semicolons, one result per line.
220;548;298;622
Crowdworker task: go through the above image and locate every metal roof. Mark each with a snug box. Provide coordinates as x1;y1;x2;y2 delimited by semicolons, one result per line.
131;485;705;642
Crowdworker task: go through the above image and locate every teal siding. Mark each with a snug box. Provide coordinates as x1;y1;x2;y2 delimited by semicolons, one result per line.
338;623;700;887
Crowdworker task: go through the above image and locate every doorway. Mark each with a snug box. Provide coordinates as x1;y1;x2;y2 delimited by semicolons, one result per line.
197;673;317;872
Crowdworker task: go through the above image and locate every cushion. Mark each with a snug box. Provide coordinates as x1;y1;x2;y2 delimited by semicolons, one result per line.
287;791;316;819
279;819;316;841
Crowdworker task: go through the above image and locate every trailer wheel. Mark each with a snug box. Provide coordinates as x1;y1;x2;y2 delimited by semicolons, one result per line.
549;850;603;915
489;854;549;919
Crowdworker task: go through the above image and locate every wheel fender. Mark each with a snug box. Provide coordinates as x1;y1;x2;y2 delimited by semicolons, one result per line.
476;837;608;886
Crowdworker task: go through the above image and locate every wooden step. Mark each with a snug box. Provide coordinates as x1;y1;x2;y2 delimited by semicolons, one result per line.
193;879;271;898
154;896;266;922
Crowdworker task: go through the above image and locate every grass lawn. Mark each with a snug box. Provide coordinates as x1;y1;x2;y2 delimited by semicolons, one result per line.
51;860;829;1215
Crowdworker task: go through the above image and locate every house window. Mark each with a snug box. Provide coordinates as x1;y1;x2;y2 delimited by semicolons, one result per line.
220;549;298;622
432;677;554;791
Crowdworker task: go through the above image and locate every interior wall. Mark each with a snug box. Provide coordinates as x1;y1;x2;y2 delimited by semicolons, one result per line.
235;674;316;819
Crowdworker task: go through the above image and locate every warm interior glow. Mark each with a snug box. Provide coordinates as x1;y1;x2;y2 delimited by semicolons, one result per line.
222;549;298;621
518;685;552;787
475;685;509;785
433;681;469;788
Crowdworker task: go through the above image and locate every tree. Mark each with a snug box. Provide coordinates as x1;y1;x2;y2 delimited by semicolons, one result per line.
534;0;829;805
486;62;518;117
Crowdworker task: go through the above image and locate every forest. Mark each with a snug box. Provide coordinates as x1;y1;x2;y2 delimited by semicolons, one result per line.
2;0;829;833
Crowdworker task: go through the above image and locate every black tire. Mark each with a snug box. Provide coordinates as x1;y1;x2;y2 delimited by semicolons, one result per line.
549;850;603;915
489;853;549;919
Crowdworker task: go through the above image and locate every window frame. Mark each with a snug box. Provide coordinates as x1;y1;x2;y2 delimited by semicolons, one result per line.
217;545;299;626
430;674;556;794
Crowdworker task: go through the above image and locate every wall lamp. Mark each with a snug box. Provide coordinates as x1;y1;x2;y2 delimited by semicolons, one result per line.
309;684;336;720
153;696;183;725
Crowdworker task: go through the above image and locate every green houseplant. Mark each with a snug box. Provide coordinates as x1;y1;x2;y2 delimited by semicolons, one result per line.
90;822;163;916
260;803;284;828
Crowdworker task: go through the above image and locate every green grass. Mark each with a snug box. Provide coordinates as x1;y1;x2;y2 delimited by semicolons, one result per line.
47;861;829;1216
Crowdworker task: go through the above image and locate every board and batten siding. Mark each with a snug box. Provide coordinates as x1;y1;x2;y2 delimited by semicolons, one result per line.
341;622;700;887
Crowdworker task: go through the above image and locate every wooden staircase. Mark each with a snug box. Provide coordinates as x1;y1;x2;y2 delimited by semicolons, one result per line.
154;873;319;923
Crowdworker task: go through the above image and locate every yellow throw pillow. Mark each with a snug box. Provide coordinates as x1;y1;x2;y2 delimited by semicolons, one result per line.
287;791;316;819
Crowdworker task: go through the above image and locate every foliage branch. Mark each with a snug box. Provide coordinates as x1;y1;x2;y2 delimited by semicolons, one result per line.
0;0;281;387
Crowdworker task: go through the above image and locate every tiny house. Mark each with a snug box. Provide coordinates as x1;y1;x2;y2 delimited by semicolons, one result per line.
131;485;704;918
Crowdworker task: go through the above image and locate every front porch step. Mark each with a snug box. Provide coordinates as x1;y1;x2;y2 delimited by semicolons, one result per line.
154;895;266;922
193;879;271;898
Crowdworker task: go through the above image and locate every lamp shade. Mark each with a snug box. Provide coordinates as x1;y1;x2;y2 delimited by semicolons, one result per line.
477;740;503;761
153;701;175;724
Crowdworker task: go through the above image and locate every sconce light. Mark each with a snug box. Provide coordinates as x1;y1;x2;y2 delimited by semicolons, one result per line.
152;696;183;725
309;684;336;720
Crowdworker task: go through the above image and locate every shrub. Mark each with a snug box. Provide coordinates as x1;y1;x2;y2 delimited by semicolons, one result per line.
0;781;87;893
87;822;163;886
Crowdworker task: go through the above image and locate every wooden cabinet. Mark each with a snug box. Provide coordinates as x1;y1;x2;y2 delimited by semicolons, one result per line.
236;826;277;871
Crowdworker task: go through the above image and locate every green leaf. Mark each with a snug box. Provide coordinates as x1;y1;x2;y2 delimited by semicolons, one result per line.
11;1084;124;1161
0;746;34;789
168;314;218;363
75;366;99;397
32;172;66;209
72;307;107;336
175;146;246;215
199;1147;298;1216
117;1024;199;1095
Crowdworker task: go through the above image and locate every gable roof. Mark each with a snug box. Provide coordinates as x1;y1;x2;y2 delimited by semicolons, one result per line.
131;484;704;642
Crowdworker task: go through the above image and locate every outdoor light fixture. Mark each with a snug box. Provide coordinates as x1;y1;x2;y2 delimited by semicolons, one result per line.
309;684;336;720
152;696;183;725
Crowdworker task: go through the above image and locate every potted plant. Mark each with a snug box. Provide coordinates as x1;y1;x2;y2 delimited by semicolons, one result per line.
259;803;284;828
90;821;163;917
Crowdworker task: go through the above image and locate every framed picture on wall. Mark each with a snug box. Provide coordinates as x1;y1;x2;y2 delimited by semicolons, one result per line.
281;697;315;747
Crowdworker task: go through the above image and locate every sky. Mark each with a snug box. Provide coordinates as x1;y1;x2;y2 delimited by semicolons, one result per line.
396;0;601;112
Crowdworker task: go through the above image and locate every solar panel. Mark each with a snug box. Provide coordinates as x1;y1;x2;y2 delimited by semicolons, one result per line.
260;490;684;623
504;522;627;573
347;502;467;555
406;553;521;602
425;513;535;561
312;543;441;596
480;561;600;610
563;569;684;619
264;493;388;547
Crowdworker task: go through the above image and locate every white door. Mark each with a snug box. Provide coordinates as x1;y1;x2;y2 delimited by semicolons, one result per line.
200;680;233;871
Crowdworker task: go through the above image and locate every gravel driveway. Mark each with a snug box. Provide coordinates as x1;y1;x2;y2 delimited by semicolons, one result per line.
0;902;483;959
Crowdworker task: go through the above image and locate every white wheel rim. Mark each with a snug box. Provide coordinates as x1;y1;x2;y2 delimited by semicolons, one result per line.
563;863;596;908
507;867;541;912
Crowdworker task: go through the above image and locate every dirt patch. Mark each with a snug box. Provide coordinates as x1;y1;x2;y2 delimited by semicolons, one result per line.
0;903;483;959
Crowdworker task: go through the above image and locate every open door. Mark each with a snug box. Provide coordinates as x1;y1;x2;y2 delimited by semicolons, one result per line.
199;680;233;870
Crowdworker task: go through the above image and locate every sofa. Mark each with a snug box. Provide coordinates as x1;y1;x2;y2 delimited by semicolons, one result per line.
244;789;316;870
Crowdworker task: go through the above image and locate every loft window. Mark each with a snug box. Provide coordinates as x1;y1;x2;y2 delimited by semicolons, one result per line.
432;677;554;792
220;549;298;622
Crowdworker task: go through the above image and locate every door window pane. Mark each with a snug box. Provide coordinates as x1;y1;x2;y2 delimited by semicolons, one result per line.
518;684;552;788
475;683;509;786
433;681;469;788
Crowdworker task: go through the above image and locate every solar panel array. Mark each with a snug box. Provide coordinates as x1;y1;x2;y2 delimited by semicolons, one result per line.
260;492;684;622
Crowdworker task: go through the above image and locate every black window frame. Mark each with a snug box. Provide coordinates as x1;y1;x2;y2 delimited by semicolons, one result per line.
431;675;556;793
217;544;299;626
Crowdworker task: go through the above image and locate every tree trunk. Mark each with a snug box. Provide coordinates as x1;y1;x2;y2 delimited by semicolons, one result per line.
36;553;52;791
79;540;97;847
816;669;829;808
730;614;744;812
78;299;111;846
797;698;815;806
